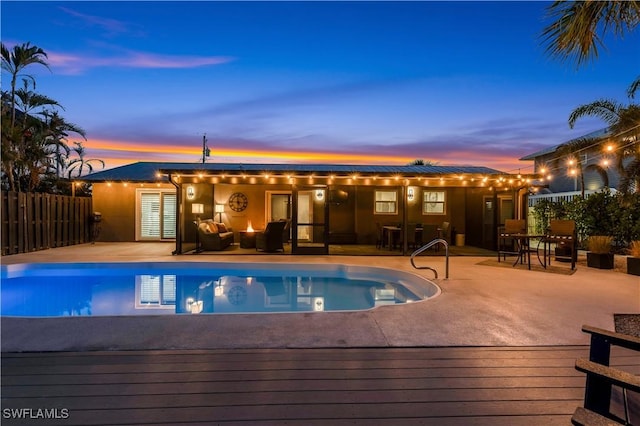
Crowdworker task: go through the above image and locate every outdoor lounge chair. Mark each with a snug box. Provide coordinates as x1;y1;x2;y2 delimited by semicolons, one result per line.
256;220;287;253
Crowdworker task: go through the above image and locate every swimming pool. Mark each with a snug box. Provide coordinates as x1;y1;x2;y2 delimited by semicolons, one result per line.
1;262;440;317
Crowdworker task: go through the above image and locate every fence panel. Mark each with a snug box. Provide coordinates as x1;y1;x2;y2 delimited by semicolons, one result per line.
1;192;93;255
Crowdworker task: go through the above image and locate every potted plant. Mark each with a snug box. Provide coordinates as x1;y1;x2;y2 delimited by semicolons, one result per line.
627;241;640;276
586;236;614;269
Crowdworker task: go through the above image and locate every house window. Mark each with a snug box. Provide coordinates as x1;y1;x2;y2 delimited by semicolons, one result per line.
136;189;177;240
423;190;446;215
375;190;398;214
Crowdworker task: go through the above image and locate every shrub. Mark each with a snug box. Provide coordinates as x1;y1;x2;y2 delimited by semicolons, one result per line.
587;236;613;254
629;241;640;258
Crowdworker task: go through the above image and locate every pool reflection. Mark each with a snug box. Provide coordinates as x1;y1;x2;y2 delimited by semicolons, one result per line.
2;274;421;317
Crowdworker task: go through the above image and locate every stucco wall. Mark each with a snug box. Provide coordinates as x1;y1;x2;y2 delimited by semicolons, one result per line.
92;183;137;242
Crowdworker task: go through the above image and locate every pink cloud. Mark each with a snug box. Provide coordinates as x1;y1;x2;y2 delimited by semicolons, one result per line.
46;49;234;75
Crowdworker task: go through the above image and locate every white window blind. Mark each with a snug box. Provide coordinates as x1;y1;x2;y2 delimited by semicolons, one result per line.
139;274;176;306
423;191;446;214
140;275;161;304
162;275;176;304
137;190;176;240
140;193;161;238
375;190;397;214
162;194;177;239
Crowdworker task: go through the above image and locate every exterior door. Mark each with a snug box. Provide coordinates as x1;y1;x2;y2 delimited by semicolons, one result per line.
482;196;495;249
266;192;292;241
292;186;328;255
136;189;176;241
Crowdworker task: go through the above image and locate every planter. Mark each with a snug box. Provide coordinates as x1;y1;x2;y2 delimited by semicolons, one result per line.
587;252;614;270
627;257;640;276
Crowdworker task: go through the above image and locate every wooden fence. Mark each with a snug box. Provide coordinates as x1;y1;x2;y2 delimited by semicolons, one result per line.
1;191;93;256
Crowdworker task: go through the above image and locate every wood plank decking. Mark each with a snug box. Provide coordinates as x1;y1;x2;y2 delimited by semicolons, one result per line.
2;346;639;425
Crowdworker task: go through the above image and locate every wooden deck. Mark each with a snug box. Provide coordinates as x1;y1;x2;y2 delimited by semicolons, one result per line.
4;345;638;425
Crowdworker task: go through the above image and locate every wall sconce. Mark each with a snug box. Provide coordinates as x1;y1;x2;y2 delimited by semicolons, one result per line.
192;203;204;221
407;187;415;202
186;185;195;200
315;189;325;201
214;204;225;222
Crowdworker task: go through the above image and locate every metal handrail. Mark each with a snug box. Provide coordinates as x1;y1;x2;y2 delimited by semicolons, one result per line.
410;239;449;279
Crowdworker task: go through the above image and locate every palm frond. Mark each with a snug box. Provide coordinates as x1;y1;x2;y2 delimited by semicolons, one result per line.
584;163;610;187
568;99;622;128
628;76;640;99
540;1;640;68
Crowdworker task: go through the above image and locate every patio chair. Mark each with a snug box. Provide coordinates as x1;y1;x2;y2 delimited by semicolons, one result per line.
498;219;526;261
405;223;418;250
375;222;384;249
544;219;577;270
440;222;451;244
421;224;439;250
256;220;287;253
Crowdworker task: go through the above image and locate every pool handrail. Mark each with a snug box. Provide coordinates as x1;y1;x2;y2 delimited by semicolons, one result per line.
410;238;449;279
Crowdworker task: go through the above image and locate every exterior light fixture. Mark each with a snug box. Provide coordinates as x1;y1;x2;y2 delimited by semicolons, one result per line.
315;189;325;201
407;187;415;202
186;185;195;200
215;204;225;222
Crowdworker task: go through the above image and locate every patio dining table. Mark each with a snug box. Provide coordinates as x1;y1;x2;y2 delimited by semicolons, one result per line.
498;233;547;270
382;226;424;251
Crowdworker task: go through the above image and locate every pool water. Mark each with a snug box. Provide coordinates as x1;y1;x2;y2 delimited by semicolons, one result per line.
1;262;440;317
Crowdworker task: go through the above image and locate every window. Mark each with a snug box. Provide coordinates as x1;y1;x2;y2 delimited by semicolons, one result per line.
375;190;398;214
136;189;177;240
423;190;446;215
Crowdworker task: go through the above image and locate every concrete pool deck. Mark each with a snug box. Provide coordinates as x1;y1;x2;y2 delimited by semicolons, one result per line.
1;242;638;352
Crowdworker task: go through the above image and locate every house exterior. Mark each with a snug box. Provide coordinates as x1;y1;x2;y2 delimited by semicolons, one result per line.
519;128;614;194
519;128;624;233
84;161;537;254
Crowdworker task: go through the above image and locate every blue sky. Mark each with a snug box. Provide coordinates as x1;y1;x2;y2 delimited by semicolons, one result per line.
2;1;638;173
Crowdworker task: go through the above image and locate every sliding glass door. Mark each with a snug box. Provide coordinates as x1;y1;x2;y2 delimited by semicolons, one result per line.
136;190;176;240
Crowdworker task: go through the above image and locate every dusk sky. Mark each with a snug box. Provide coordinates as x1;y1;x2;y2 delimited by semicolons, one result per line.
2;1;638;174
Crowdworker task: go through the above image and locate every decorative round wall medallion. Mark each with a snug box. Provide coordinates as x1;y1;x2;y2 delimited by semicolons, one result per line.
228;192;248;212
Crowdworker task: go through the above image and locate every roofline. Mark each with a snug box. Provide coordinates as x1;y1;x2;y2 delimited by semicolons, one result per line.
81;161;539;190
519;127;610;161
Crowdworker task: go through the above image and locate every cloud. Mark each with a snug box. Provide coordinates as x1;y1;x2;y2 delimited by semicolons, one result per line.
47;48;234;75
58;6;143;37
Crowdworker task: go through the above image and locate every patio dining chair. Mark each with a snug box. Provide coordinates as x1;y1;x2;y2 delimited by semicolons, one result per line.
375;222;384;249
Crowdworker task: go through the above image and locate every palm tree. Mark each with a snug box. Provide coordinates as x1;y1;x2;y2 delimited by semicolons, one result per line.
42;111;86;179
568;83;640;194
1;42;50;128
66;142;104;178
540;1;640;68
1;42;50;191
408;159;438;166
551;136;599;197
